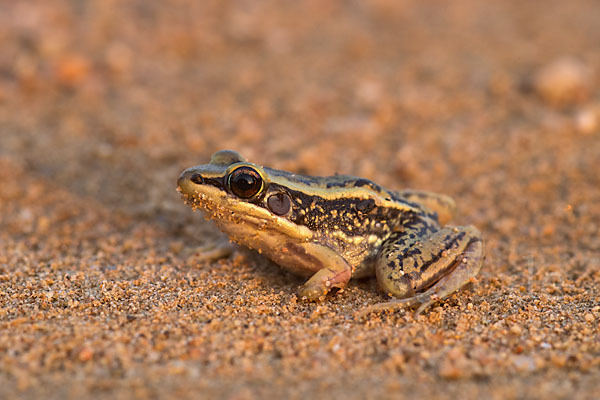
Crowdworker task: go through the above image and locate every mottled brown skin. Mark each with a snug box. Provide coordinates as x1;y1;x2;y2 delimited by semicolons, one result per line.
177;150;484;314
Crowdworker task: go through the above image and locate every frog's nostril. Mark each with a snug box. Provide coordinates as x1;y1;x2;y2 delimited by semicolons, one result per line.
190;173;204;185
177;170;198;190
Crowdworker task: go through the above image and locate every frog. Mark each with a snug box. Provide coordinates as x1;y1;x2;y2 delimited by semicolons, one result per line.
177;150;484;314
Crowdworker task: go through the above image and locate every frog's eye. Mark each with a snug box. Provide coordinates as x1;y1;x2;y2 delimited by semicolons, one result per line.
267;193;291;216
228;166;263;199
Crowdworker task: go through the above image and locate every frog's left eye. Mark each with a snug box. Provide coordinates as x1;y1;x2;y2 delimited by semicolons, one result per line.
228;166;263;199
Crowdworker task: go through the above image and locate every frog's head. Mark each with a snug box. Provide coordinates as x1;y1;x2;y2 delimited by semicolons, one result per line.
177;150;314;245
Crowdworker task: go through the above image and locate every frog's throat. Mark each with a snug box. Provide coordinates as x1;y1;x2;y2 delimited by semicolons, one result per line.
180;184;314;241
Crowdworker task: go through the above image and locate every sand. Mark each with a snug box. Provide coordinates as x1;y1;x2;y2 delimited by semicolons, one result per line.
1;1;599;399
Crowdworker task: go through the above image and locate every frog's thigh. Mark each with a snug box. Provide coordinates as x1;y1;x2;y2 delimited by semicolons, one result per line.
372;225;483;314
297;244;352;301
396;190;456;225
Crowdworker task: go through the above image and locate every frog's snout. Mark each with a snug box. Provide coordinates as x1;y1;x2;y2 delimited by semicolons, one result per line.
177;168;203;194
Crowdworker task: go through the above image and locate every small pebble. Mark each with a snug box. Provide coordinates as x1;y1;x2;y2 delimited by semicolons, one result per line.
584;313;595;323
533;57;592;106
575;106;599;135
510;325;523;336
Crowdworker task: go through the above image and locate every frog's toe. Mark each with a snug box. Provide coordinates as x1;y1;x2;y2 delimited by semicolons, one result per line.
355;292;435;319
297;282;328;301
298;265;352;301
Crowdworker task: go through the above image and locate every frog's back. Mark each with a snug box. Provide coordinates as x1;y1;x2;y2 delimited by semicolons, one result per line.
265;167;404;203
394;189;456;225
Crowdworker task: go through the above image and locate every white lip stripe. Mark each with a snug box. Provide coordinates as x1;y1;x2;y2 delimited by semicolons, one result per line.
182;183;314;241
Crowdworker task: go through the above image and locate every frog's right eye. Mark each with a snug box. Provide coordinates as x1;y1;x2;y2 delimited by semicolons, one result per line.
228;166;263;199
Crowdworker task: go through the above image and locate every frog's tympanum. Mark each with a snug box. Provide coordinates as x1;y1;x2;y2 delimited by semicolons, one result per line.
178;150;484;314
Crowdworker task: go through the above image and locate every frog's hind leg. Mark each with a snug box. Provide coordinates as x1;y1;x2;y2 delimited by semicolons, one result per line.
359;225;483;317
396;190;456;225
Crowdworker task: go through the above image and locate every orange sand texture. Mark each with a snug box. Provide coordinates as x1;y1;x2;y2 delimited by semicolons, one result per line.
1;1;599;399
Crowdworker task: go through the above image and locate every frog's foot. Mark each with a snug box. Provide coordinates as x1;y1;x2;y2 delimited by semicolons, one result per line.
355;293;435;319
298;264;352;300
362;225;483;317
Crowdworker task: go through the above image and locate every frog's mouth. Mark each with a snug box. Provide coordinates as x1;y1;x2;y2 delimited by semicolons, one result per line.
177;167;313;242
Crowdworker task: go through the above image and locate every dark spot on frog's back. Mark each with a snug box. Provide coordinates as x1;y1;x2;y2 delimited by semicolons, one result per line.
355;198;375;213
353;178;370;186
325;179;353;189
323;178;380;190
353;178;381;190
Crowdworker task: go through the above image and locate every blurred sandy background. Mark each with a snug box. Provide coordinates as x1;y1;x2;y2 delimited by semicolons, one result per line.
1;1;599;399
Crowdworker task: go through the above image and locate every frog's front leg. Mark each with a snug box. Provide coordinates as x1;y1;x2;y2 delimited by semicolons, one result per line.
296;244;353;300
364;225;483;315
